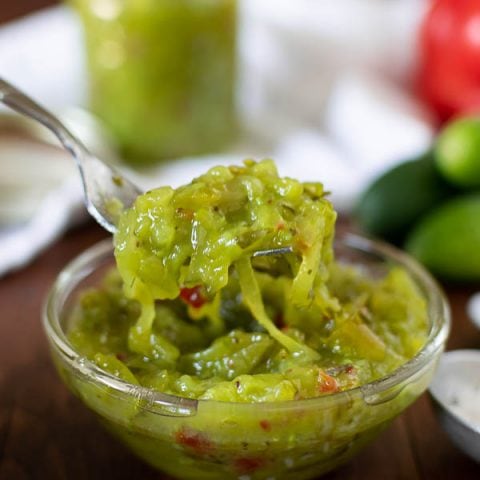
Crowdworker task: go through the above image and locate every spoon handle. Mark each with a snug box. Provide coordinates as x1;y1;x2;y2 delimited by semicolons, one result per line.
0;77;88;161
0;78;141;233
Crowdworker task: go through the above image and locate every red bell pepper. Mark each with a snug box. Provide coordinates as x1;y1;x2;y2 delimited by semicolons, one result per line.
418;0;480;123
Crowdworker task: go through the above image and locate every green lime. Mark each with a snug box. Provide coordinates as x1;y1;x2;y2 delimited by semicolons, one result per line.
355;152;455;244
435;116;480;188
405;194;480;281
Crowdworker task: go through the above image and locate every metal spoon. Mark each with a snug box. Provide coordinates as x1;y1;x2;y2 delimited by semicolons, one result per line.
0;77;141;233
0;78;293;256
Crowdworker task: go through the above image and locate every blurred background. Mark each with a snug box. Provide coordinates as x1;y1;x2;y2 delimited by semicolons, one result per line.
1;0;480;299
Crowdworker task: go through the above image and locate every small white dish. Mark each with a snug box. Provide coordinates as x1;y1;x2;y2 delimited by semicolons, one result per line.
467;293;480;331
429;349;480;463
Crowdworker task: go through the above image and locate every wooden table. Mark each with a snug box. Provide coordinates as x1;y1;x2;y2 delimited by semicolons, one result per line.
0;1;479;479
0;0;59;26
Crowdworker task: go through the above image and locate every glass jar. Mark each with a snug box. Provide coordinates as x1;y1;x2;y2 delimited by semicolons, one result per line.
72;0;237;165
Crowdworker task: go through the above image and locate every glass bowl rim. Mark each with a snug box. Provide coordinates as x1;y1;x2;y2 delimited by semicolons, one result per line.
43;233;450;415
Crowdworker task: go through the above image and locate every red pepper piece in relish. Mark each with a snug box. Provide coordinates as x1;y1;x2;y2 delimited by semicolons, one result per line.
318;371;339;393
175;427;213;455
180;286;207;308
233;456;266;474
259;419;272;431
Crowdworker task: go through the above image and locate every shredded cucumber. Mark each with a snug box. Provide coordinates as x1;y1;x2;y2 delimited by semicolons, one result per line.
68;160;429;402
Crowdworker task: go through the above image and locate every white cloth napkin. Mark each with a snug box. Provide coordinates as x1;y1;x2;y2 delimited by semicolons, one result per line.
0;1;434;276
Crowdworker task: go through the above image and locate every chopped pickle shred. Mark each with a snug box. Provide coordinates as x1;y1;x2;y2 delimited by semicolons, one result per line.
68;160;429;402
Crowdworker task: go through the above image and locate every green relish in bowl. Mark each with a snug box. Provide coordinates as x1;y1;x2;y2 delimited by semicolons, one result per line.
44;160;449;479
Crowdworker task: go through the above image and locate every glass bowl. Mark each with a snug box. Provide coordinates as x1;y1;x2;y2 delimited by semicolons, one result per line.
43;234;450;480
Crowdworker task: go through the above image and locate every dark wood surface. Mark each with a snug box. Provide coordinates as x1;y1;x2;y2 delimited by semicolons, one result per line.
0;1;479;479
0;0;59;25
